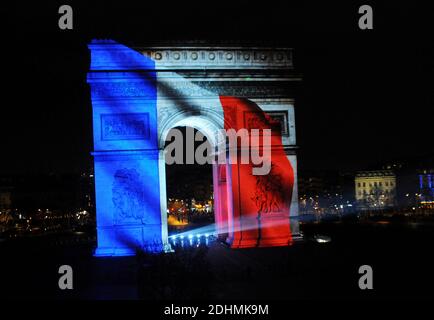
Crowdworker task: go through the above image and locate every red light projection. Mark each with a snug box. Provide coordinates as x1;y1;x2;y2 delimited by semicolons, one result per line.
219;96;294;248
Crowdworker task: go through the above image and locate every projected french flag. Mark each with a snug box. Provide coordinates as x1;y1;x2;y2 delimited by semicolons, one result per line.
88;40;294;255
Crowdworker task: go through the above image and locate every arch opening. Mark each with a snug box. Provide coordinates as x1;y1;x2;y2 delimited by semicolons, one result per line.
159;124;232;250
164;126;215;246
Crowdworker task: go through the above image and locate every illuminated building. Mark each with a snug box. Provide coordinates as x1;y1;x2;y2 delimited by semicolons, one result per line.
355;170;396;210
87;40;301;256
418;169;434;209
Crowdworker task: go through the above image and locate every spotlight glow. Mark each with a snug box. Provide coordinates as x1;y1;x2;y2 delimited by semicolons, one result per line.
314;235;331;244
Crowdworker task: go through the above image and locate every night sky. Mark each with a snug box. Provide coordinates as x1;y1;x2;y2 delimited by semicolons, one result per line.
4;1;433;175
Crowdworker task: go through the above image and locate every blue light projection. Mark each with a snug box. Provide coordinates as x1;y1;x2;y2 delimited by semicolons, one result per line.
87;40;162;256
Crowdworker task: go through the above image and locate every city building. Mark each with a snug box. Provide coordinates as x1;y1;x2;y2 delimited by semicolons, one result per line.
298;176;325;198
355;170;396;210
418;169;434;209
0;188;12;210
298;171;355;216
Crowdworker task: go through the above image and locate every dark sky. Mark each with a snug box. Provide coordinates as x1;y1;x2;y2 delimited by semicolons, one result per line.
4;1;434;175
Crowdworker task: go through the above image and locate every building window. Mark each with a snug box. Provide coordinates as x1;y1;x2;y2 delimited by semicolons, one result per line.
363;182;366;187
357;182;361;188
379;182;382;187
385;182;389;186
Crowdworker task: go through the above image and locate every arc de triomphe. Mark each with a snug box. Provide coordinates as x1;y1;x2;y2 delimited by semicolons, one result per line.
87;40;301;256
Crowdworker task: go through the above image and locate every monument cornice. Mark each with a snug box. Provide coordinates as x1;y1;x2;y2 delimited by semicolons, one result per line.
137;47;293;70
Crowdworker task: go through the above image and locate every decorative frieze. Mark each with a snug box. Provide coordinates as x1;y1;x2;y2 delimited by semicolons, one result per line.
90;81;292;99
140;48;293;70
